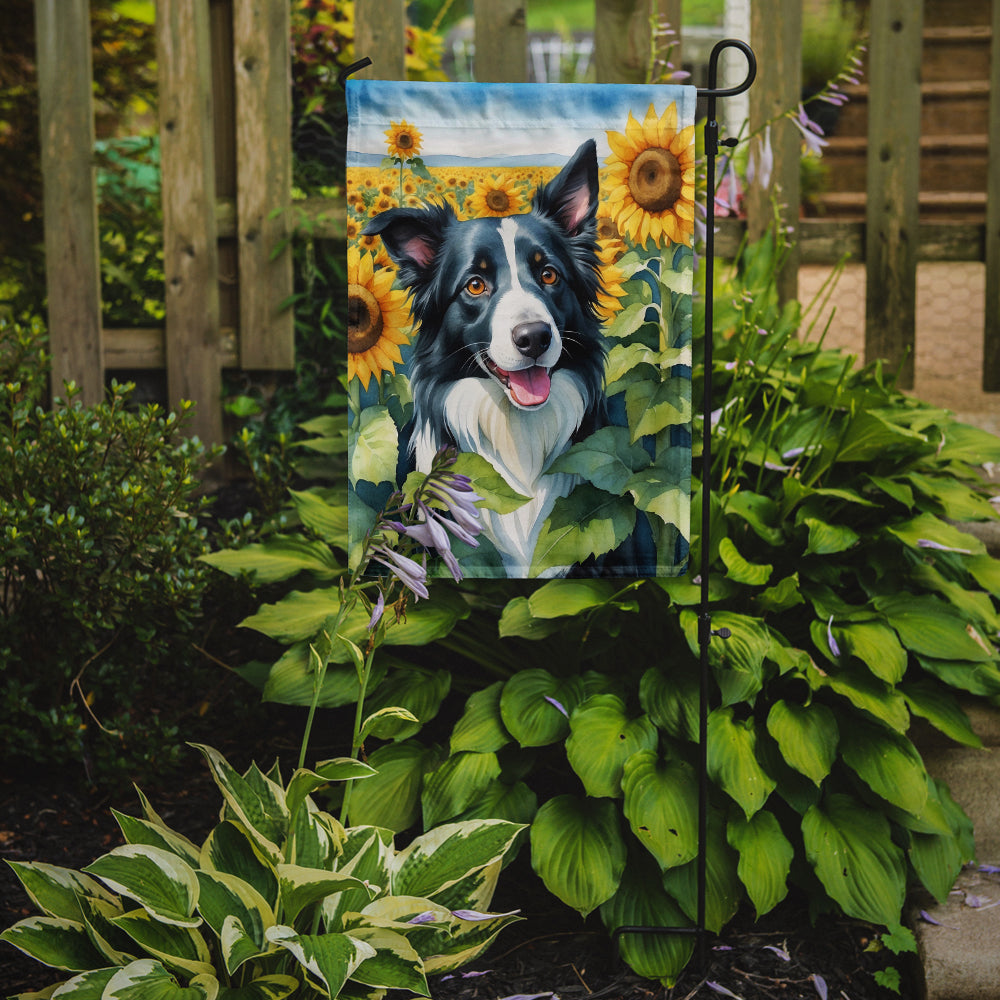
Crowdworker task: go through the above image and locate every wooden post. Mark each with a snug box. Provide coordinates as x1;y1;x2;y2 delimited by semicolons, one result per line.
864;0;923;389
157;0;223;444
233;0;294;369
747;0;801;306
354;0;406;80
594;0;652;84
983;0;1000;390
474;0;527;82
34;0;104;405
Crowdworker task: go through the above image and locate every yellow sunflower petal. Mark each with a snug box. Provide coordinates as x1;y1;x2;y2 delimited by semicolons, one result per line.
657;104;679;148
624;110;646;151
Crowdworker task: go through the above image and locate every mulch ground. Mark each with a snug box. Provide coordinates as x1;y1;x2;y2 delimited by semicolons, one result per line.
1;743;914;1000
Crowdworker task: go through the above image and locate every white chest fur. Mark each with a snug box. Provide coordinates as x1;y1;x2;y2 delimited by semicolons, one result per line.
413;371;587;575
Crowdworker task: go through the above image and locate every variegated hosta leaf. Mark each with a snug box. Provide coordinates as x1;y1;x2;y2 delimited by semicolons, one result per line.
287;801;343;870
345;926;429;995
0;916;107;972
195;871;274;974
599;854;694;987
529;795;626;917
191;745;288;863
4;861;118;922
112;810;201;868
276;864;376;925
621;751;699;871
214;974;300;1000
265;925;376;998
323;829;393;931
391;820;524;901
44;966;118;997
706;707;776;819
110;908;214;979
285;760;375;824
566;695;658;798
421;906;523;975
77;894;135;966
727;810;793;918
765;700;838;786
802;793;906;927
83;845;200;928
200;822;278;910
102;958;218;999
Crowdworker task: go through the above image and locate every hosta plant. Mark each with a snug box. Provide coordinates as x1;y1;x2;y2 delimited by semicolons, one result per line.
1;744;523;999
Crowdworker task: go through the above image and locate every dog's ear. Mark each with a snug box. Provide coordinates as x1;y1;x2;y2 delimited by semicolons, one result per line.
533;138;599;236
363;205;453;284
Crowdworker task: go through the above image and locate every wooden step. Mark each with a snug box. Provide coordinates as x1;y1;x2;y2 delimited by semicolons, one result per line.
922;25;993;83
812;189;987;222
922;0;992;28
822;134;989;193
833;80;991;137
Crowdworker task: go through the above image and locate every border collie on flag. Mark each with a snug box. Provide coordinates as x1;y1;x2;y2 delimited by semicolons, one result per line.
346;80;695;579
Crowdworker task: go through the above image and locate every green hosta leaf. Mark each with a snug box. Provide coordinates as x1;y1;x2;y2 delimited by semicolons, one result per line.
718;536;772;586
288;488;348;546
216;975;299;1000
967;553;1000;597
499;669;584;747
199;822;278;911
707;708;776;819
530;795;627;917
346;926;428;994
83;846;200;928
530;484;637;577
111;908;214;978
765;700;838;786
547;425;651;495
265;926;375;997
347;740;442;832
621;751;698;871
363;667;451;740
802;793;906;926
916;655;1000;697
639;664;699;742
901;680;982;748
199;536;339;584
727;811;793;918
277;865;374;925
906;472;998;521
526;578;624;618
724;490;784;545
625;375;691;438
802;517;859;556
565;695;658;798
810;661;910;732
195;871;273;974
839;718;929;817
453;779;538;827
4;862;118;923
450;451;530;514
833;621;907;684
935;420;1000;464
103;959;217;999
392;819;524;901
599;853;694;987
834;410;927;463
497;596;565;639
359;706;421;742
421;751;502;828
112;812;201;868
0;916;107;972
886;511;985;556
755;573;805;614
349;405;398;487
660;811;741;933
874;594;995;662
285;759;376;822
908;780;969;904
681;610;770;707
450;682;511;754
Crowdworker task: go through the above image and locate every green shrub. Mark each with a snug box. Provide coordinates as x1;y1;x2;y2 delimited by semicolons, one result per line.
0;316;221;783
1;743;524;998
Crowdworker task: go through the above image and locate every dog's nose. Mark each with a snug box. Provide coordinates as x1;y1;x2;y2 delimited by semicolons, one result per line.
512;321;551;360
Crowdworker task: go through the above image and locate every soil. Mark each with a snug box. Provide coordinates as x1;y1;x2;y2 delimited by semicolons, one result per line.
0;744;914;1000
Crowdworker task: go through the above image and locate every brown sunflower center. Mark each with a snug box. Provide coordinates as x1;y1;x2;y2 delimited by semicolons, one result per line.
348;283;384;354
396;132;414;150
628;147;683;213
596;217;620;242
486;189;511;213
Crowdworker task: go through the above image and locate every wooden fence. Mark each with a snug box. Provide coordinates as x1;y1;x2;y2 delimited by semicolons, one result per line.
33;0;1000;446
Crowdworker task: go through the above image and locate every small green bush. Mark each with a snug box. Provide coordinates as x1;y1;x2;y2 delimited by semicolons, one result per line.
0;316;220;783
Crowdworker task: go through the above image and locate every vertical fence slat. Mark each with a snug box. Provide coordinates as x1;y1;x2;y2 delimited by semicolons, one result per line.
594;0;652;84
983;0;1000;390
474;0;527;82
354;0;406;80
157;0;223;445
747;0;801;304
864;0;923;389
233;0;294;369
34;0;103;405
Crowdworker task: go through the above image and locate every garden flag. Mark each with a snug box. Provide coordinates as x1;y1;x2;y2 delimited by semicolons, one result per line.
346;80;696;579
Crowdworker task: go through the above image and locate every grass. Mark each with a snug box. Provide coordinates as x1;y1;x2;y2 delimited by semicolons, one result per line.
526;0;725;32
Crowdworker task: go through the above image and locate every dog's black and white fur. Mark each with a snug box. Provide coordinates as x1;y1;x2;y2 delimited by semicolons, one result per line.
363;139;607;575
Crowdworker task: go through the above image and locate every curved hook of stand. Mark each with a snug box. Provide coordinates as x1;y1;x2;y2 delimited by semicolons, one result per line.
698;38;757;99
338;56;373;91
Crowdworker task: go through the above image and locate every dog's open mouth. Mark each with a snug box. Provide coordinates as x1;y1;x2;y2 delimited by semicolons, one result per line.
485;359;551;407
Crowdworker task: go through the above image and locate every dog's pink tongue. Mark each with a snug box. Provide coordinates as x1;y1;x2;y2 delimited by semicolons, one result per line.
508;366;551;406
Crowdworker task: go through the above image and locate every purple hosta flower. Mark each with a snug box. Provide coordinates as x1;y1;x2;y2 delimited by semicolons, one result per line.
715;156;742;216
370;545;429;600
441;970;493;982
399;504;464;582
451;908;521;921
544;695;569;718
763;944;791;962
811;974;828;1000
407;911;438;925
827;615;841;658
979;864;1000;874
706;982;742;999
746;124;774;191
424;474;484;538
367;590;385;631
791;104;828;157
917;538;973;555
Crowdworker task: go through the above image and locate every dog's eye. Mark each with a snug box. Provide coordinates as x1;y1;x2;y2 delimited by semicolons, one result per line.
466;276;488;296
540;266;559;286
